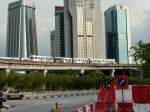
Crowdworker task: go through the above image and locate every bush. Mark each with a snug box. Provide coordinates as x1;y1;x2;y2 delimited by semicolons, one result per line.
0;72;7;88
1;70;149;91
129;77;150;85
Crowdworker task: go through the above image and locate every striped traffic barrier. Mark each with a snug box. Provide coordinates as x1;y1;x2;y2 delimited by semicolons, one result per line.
73;102;95;112
96;85;150;112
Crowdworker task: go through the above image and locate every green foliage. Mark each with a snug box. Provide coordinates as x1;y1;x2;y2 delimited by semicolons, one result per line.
0;70;105;91
7;73;24;89
0;70;149;91
129;77;150;85
0;72;7;88
131;41;145;63
131;41;150;78
31;73;45;91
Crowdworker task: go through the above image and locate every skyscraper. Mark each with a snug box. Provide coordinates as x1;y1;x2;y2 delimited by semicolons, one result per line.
50;30;56;57
105;5;132;64
6;0;38;58
51;6;65;57
64;0;104;59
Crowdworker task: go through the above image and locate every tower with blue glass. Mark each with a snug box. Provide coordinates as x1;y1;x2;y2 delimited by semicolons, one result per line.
105;5;132;64
6;0;38;58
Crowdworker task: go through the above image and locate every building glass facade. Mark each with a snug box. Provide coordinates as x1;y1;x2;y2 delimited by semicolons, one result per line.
6;0;38;58
50;30;55;57
76;0;94;59
51;6;65;57
59;12;65;57
105;5;131;64
64;0;104;59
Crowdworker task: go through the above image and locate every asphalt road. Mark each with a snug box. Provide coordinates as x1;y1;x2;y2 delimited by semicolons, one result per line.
4;95;97;112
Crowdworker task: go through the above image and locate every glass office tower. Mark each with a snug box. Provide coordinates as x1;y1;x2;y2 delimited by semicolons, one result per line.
6;0;38;58
64;0;104;59
105;5;132;64
51;6;65;57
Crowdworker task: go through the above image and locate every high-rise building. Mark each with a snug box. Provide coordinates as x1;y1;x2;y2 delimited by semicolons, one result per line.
51;6;65;57
6;0;38;58
64;0;104;59
105;5;132;64
50;30;55;57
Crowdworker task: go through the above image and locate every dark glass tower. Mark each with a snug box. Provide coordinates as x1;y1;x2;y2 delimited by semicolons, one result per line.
6;0;38;58
51;6;65;57
105;5;132;64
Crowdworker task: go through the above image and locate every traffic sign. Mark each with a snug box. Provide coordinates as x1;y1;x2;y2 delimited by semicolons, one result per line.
116;75;128;90
118;78;126;87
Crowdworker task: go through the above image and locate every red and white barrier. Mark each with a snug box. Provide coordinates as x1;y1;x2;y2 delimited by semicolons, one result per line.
115;85;133;103
76;108;82;112
74;102;95;112
96;85;150;112
90;103;94;112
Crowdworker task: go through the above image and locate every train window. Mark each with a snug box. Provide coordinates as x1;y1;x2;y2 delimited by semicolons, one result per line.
30;57;33;59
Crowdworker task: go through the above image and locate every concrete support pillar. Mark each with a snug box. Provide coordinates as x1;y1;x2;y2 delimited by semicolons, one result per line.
6;69;11;74
111;69;115;77
43;69;48;77
80;69;85;74
43;70;48;91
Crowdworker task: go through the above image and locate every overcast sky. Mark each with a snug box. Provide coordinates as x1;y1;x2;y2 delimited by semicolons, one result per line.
0;0;150;57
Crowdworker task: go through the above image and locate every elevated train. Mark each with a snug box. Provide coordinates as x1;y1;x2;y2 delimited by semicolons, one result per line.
0;55;116;65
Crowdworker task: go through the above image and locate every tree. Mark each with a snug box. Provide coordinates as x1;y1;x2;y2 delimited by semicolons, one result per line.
0;72;7;88
7;73;23;88
131;41;150;78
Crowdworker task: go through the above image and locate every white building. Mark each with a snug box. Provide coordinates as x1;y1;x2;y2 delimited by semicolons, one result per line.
64;0;104;59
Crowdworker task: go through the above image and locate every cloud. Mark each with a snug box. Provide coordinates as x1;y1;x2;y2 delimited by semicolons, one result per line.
102;0;150;44
0;0;63;56
132;10;150;43
34;0;63;56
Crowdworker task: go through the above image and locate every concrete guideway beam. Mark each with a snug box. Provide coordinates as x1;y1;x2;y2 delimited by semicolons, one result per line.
0;61;141;71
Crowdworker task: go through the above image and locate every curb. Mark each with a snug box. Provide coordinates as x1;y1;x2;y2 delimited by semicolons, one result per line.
22;93;97;100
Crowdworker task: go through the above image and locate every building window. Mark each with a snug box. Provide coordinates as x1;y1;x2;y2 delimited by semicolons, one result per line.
77;7;84;35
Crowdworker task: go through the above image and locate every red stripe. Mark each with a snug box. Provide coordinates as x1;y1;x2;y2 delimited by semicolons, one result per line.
90;103;94;112
82;105;86;112
118;103;133;112
98;87;115;103
132;85;150;103
95;102;105;112
98;87;107;102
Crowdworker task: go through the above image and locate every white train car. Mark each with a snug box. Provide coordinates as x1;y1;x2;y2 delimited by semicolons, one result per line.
20;58;29;61
103;59;116;64
29;55;54;62
54;57;63;63
62;58;72;63
90;59;102;64
0;57;19;61
90;59;116;64
73;58;89;64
